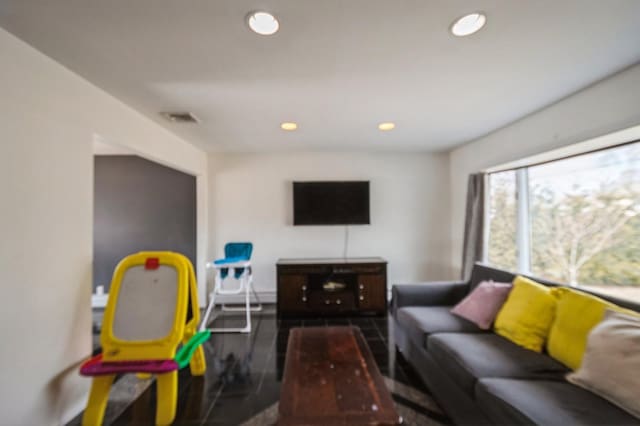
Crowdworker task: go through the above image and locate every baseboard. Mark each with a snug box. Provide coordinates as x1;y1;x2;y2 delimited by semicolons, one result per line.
94;291;278;308
96;290;386;308
205;291;277;305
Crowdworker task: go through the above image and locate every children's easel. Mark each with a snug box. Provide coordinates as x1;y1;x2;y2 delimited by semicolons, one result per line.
80;252;209;426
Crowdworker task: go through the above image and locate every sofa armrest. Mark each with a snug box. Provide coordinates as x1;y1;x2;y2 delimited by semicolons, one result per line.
391;281;469;315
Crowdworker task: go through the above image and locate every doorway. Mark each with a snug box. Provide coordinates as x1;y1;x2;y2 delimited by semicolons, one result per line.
92;147;197;349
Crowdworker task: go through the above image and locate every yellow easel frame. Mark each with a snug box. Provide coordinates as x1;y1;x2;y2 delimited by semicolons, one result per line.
83;251;206;426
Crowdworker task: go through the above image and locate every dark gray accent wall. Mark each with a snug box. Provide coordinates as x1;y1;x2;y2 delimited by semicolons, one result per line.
93;155;196;292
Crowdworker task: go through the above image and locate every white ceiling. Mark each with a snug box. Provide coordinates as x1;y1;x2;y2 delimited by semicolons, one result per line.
1;0;640;153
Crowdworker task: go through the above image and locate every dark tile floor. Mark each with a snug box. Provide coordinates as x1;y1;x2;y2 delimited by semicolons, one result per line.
76;307;440;425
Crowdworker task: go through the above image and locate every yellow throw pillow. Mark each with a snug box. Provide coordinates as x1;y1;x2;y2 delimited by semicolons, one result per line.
547;288;639;370
494;276;560;352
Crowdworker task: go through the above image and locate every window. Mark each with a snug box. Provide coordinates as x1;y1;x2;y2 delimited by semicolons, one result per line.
487;171;518;271
487;142;640;302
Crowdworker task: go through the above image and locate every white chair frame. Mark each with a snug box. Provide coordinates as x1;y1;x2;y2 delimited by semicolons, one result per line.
200;261;262;333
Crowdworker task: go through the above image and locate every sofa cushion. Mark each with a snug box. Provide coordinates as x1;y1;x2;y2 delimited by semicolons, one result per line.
494;276;560;352
396;306;483;347
476;378;640;425
451;280;512;329
428;333;568;396
547;288;618;370
567;310;640;418
469;264;516;290
547;289;638;370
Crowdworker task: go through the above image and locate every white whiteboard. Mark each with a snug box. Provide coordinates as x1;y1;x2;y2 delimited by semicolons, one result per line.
112;265;178;341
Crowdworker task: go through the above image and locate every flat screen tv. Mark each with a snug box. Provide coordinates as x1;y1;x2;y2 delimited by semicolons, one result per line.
293;181;370;225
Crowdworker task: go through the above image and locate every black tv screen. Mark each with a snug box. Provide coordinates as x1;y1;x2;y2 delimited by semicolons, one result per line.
293;181;370;225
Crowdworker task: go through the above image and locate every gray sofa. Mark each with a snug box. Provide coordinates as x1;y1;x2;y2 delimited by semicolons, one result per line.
392;263;640;425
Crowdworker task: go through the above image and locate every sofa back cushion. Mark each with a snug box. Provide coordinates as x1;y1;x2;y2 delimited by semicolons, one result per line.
567;310;640;418
469;264;516;291
469;264;640;313
451;280;512;329
494;276;560;352
547;289;618;370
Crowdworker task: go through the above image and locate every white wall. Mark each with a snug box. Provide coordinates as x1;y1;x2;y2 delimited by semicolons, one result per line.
449;63;640;276
208;152;451;300
4;12;638;422
0;27;206;425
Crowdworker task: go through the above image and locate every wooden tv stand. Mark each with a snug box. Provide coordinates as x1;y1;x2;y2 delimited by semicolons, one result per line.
276;257;387;317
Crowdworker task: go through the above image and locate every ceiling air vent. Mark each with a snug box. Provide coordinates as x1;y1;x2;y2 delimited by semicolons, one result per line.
160;112;199;123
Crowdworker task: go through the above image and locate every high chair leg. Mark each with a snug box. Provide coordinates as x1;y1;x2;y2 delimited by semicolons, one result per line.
82;374;115;426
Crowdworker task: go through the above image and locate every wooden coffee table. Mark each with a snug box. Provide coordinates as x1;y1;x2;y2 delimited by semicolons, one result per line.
278;326;400;425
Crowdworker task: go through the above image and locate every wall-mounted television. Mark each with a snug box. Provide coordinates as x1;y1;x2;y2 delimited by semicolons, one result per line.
293;181;370;225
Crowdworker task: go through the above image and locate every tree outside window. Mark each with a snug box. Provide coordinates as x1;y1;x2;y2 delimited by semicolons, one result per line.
487;142;640;302
487;171;517;271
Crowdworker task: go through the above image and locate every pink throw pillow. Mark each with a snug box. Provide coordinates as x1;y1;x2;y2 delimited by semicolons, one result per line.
451;280;513;329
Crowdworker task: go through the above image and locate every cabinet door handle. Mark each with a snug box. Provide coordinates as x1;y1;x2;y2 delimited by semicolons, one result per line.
302;297;307;302
324;300;330;305
336;299;342;305
359;284;364;290
302;285;307;291
359;296;364;301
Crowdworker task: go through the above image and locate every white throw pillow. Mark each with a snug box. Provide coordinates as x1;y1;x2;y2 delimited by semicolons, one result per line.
567;309;640;418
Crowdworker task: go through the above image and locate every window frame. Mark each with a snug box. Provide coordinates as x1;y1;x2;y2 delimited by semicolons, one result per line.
484;140;639;293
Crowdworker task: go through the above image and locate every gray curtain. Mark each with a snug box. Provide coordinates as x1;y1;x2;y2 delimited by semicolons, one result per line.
461;172;486;280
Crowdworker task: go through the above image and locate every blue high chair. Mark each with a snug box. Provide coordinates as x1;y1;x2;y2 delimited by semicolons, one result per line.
200;242;261;333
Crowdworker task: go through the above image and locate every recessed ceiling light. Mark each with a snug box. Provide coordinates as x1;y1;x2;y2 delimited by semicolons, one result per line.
247;11;279;35
451;12;486;37
378;122;395;131
281;122;297;131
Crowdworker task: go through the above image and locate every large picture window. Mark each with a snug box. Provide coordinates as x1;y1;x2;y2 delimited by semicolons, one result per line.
487;170;517;271
487;142;640;302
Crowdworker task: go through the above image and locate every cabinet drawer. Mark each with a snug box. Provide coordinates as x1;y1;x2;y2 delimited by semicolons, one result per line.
278;265;331;275
357;274;386;311
278;274;309;313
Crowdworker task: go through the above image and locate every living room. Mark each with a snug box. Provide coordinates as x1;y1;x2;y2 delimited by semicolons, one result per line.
1;1;639;425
